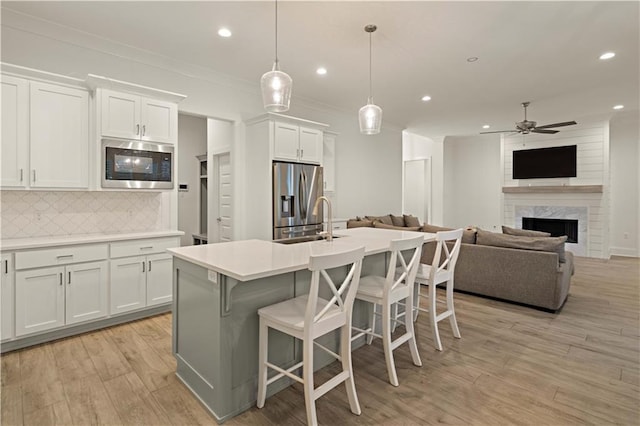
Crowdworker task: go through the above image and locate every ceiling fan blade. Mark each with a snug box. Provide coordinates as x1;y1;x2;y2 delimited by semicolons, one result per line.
531;129;559;134
480;130;519;134
534;121;577;129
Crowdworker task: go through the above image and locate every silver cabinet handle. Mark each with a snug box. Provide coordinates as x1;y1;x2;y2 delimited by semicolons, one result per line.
56;254;73;259
136;124;140;135
142;125;146;136
148;260;152;272
300;149;304;158
32;170;36;182
59;272;63;286
142;261;145;273
68;271;71;284
20;169;23;182
4;260;7;274
296;149;299;158
140;246;153;250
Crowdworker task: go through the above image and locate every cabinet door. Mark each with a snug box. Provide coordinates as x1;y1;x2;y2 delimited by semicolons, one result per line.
1;75;29;188
273;122;299;162
140;98;177;144
322;134;336;191
146;253;173;306
1;254;14;341
66;261;108;325
30;81;89;188
100;89;141;140
15;266;65;336
299;127;323;164
110;256;146;314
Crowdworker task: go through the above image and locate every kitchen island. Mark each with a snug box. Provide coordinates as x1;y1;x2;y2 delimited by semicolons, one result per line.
167;227;435;422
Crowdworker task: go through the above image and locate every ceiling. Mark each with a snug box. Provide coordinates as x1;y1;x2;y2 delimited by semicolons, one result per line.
2;1;638;137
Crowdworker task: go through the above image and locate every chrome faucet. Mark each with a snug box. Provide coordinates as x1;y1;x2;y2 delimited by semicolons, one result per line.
312;196;333;242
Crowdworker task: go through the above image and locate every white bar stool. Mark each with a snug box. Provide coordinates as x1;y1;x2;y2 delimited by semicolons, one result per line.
414;228;463;351
351;235;424;387
256;246;365;426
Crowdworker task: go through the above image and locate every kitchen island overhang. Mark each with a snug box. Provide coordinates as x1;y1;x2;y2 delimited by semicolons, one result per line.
167;227;435;423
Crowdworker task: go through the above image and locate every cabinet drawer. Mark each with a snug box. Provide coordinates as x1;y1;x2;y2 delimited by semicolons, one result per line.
15;244;108;270
110;237;179;259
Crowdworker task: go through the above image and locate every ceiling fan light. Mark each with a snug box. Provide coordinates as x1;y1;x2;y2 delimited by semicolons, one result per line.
261;63;292;112
359;102;382;135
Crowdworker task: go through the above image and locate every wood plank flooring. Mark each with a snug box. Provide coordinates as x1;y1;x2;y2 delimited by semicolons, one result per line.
1;256;638;425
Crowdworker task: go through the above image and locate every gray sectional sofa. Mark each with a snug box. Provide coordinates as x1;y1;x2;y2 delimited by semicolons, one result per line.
347;215;574;311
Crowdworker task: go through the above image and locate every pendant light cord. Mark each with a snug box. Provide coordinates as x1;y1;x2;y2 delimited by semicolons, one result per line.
274;0;279;65
368;31;373;102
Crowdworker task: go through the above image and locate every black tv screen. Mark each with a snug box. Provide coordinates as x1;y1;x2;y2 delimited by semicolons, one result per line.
513;145;577;179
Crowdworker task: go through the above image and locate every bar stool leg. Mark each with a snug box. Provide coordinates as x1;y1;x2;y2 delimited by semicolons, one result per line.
405;293;422;367
447;279;461;339
256;318;268;408
429;283;443;351
367;303;376;345
382;302;399;386
302;338;317;426
340;324;361;415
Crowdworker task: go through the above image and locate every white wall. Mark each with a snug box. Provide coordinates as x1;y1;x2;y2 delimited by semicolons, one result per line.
609;110;640;257
402;131;445;225
442;134;502;231
177;114;207;246
1;10;404;239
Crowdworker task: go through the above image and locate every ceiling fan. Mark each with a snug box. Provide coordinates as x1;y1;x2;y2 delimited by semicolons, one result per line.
481;101;577;135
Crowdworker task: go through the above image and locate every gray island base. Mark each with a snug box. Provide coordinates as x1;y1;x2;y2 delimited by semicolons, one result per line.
168;228;435;423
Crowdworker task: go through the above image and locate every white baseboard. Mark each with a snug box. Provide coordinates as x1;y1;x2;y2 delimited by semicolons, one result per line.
609;247;639;258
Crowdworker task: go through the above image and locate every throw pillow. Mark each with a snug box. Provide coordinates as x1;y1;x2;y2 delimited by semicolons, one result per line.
421;224;476;244
390;214;406;227
476;230;567;262
347;219;374;228
365;215;393;226
502;225;551;237
403;214;421;228
373;222;420;231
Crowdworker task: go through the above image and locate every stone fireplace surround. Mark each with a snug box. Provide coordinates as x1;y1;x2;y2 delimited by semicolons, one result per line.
515;205;588;256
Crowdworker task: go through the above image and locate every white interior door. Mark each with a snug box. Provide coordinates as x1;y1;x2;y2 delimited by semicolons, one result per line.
403;159;431;224
217;153;233;242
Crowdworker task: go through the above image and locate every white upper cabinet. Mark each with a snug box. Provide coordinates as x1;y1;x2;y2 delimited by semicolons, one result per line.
1;75;29;188
323;133;337;192
100;89;178;144
273;121;323;164
30;81;89;189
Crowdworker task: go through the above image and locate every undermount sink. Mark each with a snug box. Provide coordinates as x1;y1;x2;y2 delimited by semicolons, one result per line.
273;235;341;245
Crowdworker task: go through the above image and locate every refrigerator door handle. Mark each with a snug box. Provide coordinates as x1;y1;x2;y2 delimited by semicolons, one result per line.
299;170;308;219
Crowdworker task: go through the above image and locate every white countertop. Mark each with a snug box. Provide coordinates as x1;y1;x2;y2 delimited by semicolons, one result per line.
1;230;185;251
168;227;435;282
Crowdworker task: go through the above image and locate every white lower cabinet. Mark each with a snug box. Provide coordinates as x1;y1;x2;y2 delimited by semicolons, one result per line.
110;250;174;315
15;261;108;337
1;254;15;341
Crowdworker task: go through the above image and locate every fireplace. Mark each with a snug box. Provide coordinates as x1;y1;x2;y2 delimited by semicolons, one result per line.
522;217;578;243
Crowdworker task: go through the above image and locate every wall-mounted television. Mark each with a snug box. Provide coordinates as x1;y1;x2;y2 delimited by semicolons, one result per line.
512;145;577;179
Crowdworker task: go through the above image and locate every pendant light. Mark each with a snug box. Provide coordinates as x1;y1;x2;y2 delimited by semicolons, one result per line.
359;24;382;135
261;0;292;112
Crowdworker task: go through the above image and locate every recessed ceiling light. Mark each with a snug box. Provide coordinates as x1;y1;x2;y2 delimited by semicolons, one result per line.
613;105;624;110
218;28;232;38
316;67;327;75
467;57;479;62
482;125;490;129
599;52;615;60
421;95;431;102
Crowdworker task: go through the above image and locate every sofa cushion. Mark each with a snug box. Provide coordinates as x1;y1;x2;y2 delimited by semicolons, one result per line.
373;222;420;231
390;214;406;227
403;214;421;228
347;219;374;228
365;215;393;226
502;225;551;237
421;224;476;244
476;230;567;262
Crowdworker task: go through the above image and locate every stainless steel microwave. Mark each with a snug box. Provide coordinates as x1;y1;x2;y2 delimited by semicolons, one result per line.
102;139;174;189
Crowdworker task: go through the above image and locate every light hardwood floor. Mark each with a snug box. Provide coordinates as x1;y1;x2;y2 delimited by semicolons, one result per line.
2;256;639;425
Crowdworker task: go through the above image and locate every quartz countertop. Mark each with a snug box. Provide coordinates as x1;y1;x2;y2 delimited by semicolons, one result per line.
1;230;185;251
168;227;435;282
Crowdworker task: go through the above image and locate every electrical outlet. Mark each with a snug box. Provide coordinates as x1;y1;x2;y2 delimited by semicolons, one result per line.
624;233;629;240
35;212;42;222
128;209;133;217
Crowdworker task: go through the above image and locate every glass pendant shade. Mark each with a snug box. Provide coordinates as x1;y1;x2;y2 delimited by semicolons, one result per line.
261;61;292;112
359;100;382;135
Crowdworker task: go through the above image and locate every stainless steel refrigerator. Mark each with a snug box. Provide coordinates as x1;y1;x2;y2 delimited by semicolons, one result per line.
273;161;324;240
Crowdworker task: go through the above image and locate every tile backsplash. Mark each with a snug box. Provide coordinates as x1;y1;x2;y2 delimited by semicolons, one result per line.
1;191;162;239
